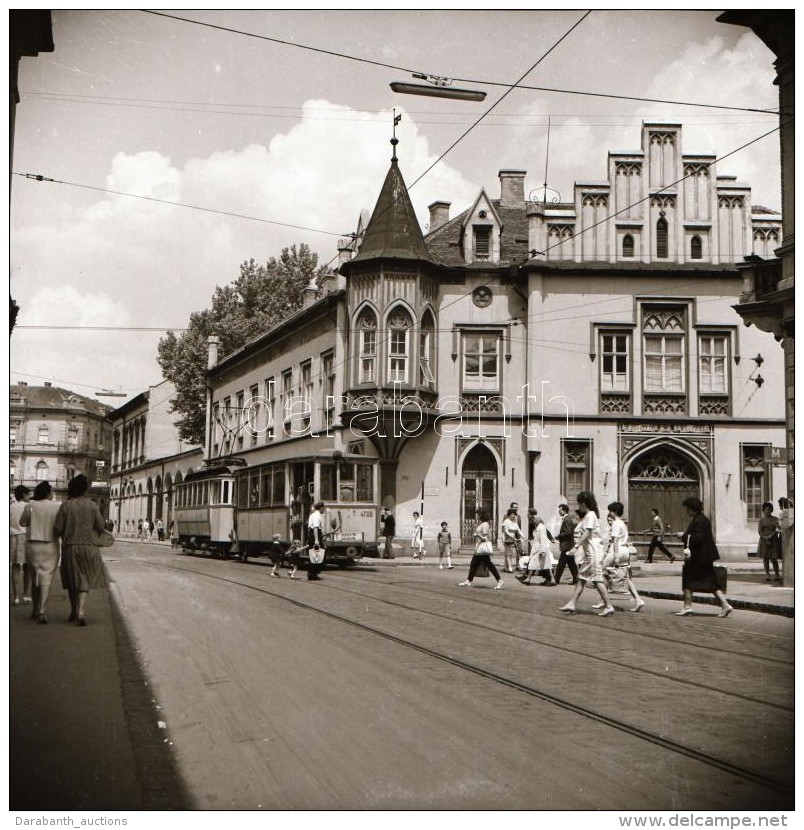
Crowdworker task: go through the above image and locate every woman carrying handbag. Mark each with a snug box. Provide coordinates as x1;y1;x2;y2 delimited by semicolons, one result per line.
459;510;504;589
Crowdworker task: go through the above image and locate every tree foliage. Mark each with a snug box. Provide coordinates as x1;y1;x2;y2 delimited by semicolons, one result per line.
158;244;329;444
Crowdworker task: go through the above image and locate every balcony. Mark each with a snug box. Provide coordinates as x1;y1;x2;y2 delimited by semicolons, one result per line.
734;255;793;341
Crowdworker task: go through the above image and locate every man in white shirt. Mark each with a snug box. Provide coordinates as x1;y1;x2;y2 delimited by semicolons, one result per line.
307;501;326;580
9;485;32;605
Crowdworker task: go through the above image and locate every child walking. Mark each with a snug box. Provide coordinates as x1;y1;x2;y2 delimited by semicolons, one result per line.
269;533;284;578
437;522;453;569
286;539;302;579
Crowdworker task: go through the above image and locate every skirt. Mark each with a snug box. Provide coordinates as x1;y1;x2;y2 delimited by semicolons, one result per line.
576;542;604;584
60;544;107;592
10;534;26;565
25;540;60;588
682;560;725;593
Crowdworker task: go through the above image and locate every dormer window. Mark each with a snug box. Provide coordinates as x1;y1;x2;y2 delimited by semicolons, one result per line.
474;226;491;259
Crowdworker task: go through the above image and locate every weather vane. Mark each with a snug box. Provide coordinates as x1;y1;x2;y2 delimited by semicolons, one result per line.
391;109;401;160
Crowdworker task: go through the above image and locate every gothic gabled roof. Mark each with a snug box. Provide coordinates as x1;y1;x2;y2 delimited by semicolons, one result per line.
350;158;436;265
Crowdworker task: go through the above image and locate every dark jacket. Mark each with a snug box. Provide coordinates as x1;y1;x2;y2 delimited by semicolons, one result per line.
557;513;577;553
683;512;719;565
382;513;395;537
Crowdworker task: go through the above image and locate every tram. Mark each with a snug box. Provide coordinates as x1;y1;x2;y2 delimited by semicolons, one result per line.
174;456;379;565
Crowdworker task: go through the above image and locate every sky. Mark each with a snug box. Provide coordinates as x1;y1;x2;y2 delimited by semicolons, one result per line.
9;9;782;404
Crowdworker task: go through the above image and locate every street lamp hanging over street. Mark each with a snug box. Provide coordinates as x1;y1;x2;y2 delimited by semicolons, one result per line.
390;72;486;102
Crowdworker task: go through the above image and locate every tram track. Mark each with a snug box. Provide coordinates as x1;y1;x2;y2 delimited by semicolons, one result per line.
322;571;794;711
118;554;794;800
339;569;795;664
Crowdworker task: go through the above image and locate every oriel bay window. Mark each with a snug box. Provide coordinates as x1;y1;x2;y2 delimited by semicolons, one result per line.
357;307;377;384
462;331;500;392
419;311;435;387
387;307;412;385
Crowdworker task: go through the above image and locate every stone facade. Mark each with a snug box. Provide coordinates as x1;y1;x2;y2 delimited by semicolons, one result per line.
203;123;786;559
9;382;113;516
107;379;203;536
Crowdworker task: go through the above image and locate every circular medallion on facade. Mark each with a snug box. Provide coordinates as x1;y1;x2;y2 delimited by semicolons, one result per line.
472;286;493;308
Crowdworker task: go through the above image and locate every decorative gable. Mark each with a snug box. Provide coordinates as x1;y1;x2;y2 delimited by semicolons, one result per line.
462;189;502;265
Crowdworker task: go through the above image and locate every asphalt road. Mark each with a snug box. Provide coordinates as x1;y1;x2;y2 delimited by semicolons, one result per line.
104;545;794;811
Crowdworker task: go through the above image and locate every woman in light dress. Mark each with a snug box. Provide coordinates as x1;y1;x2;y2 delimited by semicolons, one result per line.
600;501;644;612
20;481;62;624
559;491;614;617
516;511;555;586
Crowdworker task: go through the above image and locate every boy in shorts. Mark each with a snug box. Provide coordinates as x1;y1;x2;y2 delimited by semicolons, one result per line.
437;522;453;569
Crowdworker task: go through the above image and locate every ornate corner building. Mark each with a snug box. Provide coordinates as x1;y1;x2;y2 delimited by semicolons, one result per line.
204;122;786;558
10;382;113;517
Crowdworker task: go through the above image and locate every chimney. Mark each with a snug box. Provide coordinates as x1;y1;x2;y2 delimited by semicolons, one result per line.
207;335;220;369
302;283;319;308
337;237;354;266
499;170;526;208
428;201;451;231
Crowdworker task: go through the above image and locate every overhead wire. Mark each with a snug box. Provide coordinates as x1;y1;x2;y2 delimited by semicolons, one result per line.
16;15;784;408
10;172;346;237
140;10;777;115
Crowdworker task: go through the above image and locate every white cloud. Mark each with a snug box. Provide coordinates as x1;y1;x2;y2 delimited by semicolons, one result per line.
499;33;780;210
11;100;478;395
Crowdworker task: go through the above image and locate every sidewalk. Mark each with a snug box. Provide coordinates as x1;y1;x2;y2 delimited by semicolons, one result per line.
9;579;191;810
119;536;793;616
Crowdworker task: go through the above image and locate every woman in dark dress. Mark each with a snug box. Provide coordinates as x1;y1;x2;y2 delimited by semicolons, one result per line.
674;497;733;618
54;474;107;625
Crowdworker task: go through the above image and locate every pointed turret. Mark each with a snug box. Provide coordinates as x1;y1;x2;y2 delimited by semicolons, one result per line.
349;139;435;265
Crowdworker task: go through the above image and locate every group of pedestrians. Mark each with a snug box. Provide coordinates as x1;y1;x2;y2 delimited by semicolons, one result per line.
9;475;109;625
136;518;165;541
451;489;735;620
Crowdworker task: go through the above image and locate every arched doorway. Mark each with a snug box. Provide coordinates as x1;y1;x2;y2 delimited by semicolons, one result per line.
627;445;700;538
460;443;498;545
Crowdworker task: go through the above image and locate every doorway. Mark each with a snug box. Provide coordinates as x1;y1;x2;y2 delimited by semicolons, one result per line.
627;445;700;537
460;444;498;545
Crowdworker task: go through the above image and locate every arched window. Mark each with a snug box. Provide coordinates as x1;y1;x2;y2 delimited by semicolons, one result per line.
387;307;413;384
36;460;48;481
66;465;75;481
356;307;377;384
419;310;436;387
622;234;634;258
690;235;702;260
656;216;668;259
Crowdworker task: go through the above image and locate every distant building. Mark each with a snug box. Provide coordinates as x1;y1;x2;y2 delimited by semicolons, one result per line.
204;122;785;559
107;379;203;536
10;381;113;516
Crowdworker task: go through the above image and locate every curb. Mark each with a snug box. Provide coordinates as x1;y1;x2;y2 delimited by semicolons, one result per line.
635;589;794;618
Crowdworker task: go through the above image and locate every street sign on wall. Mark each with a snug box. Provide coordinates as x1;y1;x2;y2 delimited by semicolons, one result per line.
764;446;789;466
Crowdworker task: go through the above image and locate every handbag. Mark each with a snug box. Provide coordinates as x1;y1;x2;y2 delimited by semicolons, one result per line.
308;545;326;565
476;540;493;555
96;529;115;548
